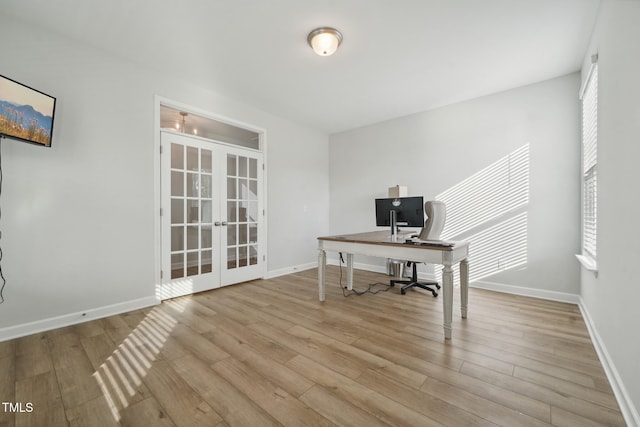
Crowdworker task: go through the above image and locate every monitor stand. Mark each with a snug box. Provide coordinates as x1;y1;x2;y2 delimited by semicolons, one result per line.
390;210;398;241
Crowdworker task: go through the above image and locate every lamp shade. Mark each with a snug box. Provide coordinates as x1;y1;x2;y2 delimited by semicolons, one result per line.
307;27;343;56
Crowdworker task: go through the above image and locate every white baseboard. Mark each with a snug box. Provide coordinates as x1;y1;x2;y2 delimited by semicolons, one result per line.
0;296;158;342
265;262;317;279
321;261;638;424
471;280;580;304
321;262;581;303
2;261;319;341
578;298;640;427
325;262;637;425
4;262;636;427
327;259;437;279
325;264;581;304
347;260;388;275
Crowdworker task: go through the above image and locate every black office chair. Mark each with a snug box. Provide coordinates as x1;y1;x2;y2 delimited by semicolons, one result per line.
390;201;446;297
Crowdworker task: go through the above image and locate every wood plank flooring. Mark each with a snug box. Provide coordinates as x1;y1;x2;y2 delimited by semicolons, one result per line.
0;267;626;426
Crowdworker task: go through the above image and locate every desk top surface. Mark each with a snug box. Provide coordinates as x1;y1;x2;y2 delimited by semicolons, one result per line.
318;230;465;251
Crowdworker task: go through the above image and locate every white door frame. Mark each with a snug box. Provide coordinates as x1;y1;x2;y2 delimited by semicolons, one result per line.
153;95;268;302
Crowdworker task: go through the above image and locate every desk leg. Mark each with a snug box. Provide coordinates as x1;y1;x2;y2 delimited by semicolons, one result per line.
460;258;469;318
346;253;354;290
318;249;326;302
442;264;454;340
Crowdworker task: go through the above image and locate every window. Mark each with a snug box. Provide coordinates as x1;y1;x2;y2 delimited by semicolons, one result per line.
578;57;598;271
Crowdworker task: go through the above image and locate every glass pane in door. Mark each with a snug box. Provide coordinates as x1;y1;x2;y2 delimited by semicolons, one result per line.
170;143;215;280
226;154;259;273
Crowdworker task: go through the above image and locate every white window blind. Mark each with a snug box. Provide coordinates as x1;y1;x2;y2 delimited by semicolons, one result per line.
581;62;598;260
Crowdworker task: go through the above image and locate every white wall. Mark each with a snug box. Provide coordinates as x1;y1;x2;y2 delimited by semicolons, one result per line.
264;116;331;275
0;15;329;338
580;1;640;424
329;74;581;297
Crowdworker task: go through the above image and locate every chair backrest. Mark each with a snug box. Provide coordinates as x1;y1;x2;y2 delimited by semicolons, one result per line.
418;201;446;240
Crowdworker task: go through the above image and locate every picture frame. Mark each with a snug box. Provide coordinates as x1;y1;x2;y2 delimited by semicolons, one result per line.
0;74;56;147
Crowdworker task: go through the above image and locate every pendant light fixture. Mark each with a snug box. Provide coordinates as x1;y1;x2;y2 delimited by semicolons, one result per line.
307;27;343;56
179;111;188;133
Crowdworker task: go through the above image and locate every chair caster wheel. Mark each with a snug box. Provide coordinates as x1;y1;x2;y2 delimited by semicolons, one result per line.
401;289;407;295
432;291;438;297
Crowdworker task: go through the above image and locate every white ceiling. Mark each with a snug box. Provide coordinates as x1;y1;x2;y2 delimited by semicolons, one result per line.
3;0;600;134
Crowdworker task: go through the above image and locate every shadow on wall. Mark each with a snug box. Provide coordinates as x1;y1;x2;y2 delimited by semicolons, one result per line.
435;143;529;285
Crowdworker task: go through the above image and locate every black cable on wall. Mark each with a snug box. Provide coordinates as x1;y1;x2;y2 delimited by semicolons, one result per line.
0;137;5;303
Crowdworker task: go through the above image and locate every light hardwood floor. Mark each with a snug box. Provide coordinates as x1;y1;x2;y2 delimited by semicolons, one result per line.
0;267;626;426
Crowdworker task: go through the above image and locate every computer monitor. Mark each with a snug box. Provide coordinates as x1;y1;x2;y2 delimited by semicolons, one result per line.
375;196;424;228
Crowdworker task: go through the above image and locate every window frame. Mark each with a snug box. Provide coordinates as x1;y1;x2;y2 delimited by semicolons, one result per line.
576;56;598;273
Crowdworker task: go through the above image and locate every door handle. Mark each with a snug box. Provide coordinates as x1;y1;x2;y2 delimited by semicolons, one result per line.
214;221;228;226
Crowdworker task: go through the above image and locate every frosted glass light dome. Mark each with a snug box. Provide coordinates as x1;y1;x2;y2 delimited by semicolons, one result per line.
307;27;343;56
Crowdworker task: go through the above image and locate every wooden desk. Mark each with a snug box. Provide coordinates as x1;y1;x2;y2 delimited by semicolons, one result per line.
317;231;469;339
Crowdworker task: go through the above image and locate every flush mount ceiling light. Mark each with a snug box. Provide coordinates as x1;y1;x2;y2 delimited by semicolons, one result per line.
307;27;343;56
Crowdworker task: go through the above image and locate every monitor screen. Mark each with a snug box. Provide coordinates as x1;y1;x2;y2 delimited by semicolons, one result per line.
375;196;424;227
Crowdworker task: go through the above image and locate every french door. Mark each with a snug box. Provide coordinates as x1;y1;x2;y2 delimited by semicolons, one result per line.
159;131;264;300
